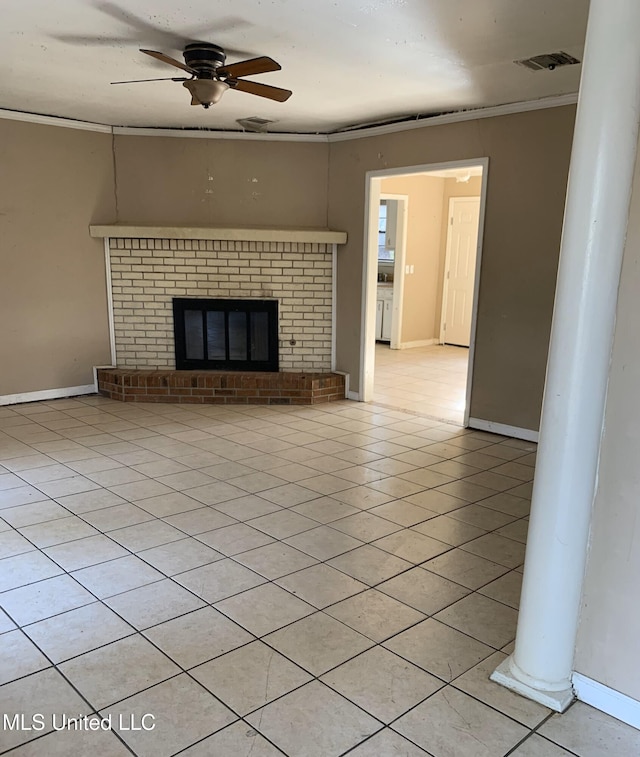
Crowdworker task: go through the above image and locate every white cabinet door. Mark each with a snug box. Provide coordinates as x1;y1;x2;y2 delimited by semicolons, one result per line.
382;299;393;340
376;299;384;340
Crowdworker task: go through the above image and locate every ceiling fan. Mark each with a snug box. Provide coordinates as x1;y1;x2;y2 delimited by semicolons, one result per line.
111;43;292;108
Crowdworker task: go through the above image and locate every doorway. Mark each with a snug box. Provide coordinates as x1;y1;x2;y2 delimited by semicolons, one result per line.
362;159;488;425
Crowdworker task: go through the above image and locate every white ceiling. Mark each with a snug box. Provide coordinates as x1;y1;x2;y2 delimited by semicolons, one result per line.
2;0;589;133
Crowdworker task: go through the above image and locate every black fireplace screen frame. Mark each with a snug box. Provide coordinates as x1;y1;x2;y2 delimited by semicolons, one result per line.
173;298;279;372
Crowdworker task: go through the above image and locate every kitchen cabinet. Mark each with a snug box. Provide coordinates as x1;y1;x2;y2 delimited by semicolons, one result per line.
376;287;394;341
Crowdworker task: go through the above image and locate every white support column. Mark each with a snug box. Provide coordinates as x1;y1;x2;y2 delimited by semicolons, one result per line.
491;0;640;711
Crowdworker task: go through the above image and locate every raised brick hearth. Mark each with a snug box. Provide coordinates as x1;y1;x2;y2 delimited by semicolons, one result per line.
97;368;345;405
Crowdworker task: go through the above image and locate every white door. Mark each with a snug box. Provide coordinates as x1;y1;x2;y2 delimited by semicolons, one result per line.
441;196;481;347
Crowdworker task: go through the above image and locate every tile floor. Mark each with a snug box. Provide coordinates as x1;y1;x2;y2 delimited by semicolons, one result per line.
1;396;639;756
374;344;469;424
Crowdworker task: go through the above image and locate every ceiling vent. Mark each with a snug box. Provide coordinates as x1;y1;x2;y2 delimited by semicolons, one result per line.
236;117;274;132
515;51;580;71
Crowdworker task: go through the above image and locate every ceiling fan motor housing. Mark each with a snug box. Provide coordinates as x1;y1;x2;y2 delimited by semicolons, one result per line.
183;43;226;78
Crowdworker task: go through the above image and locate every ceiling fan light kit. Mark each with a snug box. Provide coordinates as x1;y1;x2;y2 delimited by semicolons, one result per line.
113;42;292;109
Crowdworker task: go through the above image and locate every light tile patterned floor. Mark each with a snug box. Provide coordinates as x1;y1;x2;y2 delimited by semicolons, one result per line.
374;343;468;423
1;397;638;756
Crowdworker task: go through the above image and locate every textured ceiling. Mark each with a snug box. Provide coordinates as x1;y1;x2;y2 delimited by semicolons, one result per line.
1;0;589;133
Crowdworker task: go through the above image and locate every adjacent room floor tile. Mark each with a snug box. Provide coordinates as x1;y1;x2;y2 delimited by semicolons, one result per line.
246;681;380;757
43;534;129;571
192;640;312;715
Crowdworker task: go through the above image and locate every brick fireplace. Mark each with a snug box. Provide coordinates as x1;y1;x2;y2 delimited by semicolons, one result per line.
90;225;347;405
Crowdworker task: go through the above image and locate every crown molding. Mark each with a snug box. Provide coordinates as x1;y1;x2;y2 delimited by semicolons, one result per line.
1;92;578;142
326;93;579;142
112;126;327;142
0;109;112;133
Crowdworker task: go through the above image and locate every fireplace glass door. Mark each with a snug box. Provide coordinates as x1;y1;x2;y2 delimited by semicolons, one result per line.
173;298;278;371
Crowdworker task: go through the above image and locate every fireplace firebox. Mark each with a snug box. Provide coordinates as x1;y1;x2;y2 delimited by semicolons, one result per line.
173;298;278;372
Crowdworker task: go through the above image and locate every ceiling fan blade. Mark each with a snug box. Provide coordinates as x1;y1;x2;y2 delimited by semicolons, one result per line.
218;56;281;78
140;49;195;74
229;78;292;102
111;77;188;84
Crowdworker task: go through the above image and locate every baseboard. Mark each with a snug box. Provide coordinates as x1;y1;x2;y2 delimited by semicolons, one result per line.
573;673;640;731
346;390;360;401
93;365;116;392
0;384;96;406
467;417;539;442
397;339;439;349
332;371;350;399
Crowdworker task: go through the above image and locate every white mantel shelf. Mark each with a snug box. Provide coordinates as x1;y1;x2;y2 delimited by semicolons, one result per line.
90;224;347;245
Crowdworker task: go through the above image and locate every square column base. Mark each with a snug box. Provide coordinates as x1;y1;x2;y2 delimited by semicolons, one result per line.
490;657;575;713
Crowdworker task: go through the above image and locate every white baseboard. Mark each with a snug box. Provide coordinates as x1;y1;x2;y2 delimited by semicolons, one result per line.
467;417;539;442
573;673;640;731
346;390;361;401
93;365;116;392
396;338;439;349
331;370;350;400
0;384;96;407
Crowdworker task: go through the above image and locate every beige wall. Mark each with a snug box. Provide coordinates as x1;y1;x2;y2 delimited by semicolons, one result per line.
328;106;575;431
113;136;329;228
574;143;640;701
0;119;115;396
380;175;446;344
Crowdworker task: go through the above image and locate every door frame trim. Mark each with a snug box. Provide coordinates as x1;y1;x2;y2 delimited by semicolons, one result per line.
362;158;489;428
